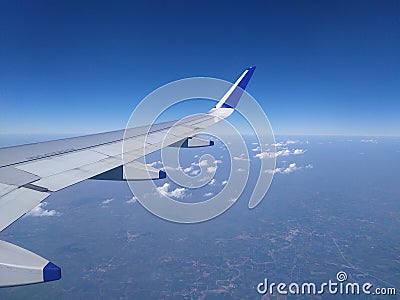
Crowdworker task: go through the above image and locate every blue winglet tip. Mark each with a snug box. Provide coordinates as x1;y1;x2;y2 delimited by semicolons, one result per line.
244;66;256;77
43;262;61;282
223;66;256;108
159;170;167;179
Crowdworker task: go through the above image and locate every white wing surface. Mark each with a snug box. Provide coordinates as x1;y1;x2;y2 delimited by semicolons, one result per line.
0;66;256;287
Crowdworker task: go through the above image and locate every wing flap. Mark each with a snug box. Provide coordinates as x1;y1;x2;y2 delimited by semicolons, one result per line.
32;169;91;192
0;167;40;187
0;183;18;198
15;150;109;178
31;156;122;192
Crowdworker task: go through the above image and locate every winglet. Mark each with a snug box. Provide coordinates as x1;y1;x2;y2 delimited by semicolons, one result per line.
215;66;256;109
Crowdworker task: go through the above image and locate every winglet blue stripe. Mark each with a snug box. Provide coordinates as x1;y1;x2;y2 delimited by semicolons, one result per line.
220;66;256;109
238;66;256;90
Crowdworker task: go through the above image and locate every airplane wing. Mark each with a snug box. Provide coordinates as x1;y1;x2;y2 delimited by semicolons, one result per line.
0;66;256;287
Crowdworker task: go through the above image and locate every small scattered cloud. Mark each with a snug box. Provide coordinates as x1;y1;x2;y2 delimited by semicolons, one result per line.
255;151;276;159
166;158;221;176
190;169;200;176
272;142;284;147
222;180;228;185
207;166;217;173
281;163;300;174
266;162;313;175
126;196;137;204
156;183;186;199
272;140;300;147
293;149;305;155
183;166;192;173
361;139;378;144
266;163;300;174
147;160;163;167
102;198;114;205
233;153;249;161
255;149;289;158
237;168;246;172
185;159;222;174
285;140;299;145
208;178;217;186
26;202;61;217
255;148;306;159
198;160;209;167
203;192;214;197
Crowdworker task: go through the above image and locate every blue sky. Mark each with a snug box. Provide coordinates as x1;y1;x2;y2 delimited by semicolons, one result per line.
0;0;399;136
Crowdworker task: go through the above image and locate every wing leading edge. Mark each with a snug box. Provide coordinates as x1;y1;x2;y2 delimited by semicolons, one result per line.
0;66;256;287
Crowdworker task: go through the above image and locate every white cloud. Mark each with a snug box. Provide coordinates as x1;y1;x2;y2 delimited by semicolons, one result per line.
26;202;61;217
266;163;300;174
255;149;289;158
183;166;193;173
237;168;246;172
284;163;299;173
255;151;276;159
147;160;163;167
208;178;217;186
102;198;114;205
207;166;217;173
305;164;314;169
286;140;299;145
126;196;137;204
272;140;300;147
222;180;228;185
190;169;200;176
277;149;292;156
361;139;378;144
165;158;221;176
293;149;305;155
156;183;186;199
272;142;284;147
189;159;221;174
198;159;209;167
255;148;305;159
233;153;249;161
204;192;214;197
